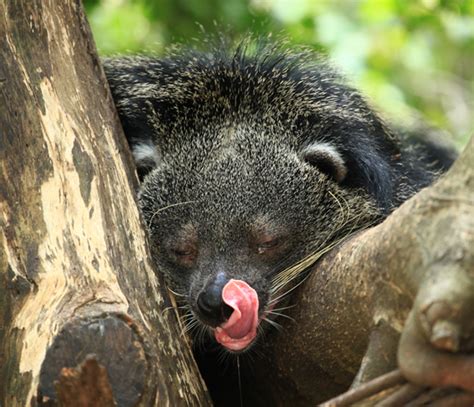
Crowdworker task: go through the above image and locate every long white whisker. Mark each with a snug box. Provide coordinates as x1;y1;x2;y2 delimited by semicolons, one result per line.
269;272;311;305
262;317;283;331
270;304;297;312
148;200;196;228
267;311;295;322
167;287;187;297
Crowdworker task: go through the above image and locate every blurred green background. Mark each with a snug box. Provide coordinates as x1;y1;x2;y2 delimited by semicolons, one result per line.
84;0;473;147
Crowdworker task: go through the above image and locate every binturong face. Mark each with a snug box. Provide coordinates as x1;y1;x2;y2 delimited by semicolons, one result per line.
137;129;380;353
105;46;411;353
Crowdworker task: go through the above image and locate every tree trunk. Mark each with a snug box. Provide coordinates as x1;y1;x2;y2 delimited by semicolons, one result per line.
251;136;474;405
0;1;210;406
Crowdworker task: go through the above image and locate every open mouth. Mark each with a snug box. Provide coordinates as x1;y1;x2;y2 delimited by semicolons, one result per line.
213;279;260;352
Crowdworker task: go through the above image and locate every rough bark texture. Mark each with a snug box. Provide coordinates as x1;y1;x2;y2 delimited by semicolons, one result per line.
252;136;474;405
54;358;116;407
0;1;210;406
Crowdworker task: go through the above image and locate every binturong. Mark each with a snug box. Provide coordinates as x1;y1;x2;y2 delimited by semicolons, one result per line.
103;40;453;353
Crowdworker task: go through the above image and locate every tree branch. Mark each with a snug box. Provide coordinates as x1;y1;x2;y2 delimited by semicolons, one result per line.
252;136;473;405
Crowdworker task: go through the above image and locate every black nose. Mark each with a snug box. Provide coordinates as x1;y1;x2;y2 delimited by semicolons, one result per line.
196;277;234;327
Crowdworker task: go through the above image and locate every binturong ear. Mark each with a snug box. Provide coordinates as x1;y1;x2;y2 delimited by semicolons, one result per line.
301;142;347;183
131;140;161;180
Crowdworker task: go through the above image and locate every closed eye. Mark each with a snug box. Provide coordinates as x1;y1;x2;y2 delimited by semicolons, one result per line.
172;248;193;257
169;244;198;267
256;238;281;254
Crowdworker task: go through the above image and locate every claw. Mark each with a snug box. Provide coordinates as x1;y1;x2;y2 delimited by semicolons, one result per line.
430;320;460;352
398;310;474;392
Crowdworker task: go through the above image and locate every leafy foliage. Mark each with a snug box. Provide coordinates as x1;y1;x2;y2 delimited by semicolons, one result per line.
84;0;473;146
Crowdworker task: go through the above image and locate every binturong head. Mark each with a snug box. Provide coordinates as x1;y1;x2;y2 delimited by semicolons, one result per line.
104;42;417;352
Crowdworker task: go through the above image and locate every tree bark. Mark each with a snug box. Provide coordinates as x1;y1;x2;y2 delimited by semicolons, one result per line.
0;1;210;406
252;136;474;405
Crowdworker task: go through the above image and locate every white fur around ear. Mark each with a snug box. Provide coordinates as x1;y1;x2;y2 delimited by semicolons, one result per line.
301;142;347;182
132;140;160;169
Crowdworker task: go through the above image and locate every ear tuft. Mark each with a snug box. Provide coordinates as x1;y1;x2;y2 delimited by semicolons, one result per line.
131;141;160;179
301;142;347;183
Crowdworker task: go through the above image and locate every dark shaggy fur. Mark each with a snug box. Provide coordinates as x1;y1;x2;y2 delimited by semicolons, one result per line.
103;41;450;326
103;42;453;403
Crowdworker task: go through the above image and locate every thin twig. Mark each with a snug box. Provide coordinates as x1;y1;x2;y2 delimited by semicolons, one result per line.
319;369;406;407
406;387;474;407
376;383;425;406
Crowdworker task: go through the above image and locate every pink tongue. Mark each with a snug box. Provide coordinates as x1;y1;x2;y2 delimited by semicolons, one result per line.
214;279;259;351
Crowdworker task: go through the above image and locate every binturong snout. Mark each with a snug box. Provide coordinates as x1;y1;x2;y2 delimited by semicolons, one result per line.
195;272;261;352
196;273;234;327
